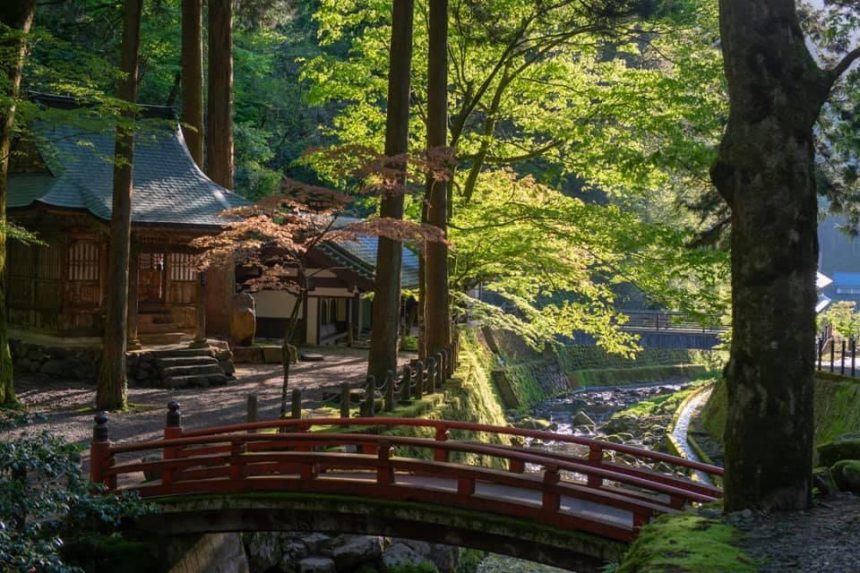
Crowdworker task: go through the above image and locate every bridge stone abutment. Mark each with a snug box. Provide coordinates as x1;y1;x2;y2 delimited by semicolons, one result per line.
136;494;626;572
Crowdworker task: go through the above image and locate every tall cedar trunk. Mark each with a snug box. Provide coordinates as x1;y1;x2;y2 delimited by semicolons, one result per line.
424;0;450;357
207;0;234;189
181;0;204;167
367;0;414;383
96;0;143;411
0;0;36;404
711;0;839;511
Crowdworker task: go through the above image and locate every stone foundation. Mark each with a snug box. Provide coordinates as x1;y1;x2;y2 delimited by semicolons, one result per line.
9;339;100;382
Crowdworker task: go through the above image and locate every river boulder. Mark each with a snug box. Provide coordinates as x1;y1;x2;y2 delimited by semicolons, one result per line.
831;460;860;494
817;433;860;466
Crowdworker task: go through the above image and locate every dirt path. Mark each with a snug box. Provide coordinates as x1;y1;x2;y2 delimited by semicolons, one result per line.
2;347;411;447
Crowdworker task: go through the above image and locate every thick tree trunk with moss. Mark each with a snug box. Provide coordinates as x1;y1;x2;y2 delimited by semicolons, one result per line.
0;0;36;405
207;0;234;189
424;0;450;358
711;0;858;510
181;0;204;167
367;0;414;383
96;0;143;411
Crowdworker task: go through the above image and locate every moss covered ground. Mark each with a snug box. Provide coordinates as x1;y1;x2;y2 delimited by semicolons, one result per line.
615;514;756;573
700;374;860;453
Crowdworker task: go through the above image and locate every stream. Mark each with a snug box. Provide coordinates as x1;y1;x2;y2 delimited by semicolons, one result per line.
477;378;700;573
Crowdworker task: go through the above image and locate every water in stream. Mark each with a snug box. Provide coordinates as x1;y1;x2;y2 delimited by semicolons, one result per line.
476;379;696;573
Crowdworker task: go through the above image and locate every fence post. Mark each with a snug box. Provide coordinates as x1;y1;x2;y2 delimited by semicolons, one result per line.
413;361;425;396
435;353;444;389
385;370;395;412
291;388;302;420
90;412;111;487
340;382;351;424
841;340;847;375
401;366;413;402
852;339;856;378
818;336;824;372
438;351;447;385
426;356;437;394
377;441;393;486
831;339;835;373
363;375;376;417
247;394;258;433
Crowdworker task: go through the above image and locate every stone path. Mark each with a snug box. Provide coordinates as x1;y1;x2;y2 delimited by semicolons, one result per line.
2;347;413;446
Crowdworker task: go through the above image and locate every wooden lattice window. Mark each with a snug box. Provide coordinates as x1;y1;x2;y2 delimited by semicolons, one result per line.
140;252;164;271
68;241;99;281
168;253;197;282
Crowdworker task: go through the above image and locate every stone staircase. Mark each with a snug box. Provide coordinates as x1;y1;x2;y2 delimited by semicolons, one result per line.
128;345;236;388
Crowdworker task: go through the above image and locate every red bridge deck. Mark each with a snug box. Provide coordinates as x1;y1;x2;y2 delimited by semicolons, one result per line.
90;405;723;544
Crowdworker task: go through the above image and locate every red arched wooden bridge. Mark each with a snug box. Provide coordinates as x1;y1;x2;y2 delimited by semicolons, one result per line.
90;404;722;570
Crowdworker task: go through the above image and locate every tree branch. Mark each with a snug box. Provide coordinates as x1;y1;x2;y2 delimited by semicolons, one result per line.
828;45;860;85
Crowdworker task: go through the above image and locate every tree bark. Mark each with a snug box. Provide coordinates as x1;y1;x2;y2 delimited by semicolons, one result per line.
207;0;234;189
367;0;414;383
181;0;204;168
424;0;450;358
0;0;36;405
711;0;839;511
96;0;143;411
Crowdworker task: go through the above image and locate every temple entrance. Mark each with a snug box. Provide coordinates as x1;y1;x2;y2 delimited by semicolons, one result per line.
139;252;166;306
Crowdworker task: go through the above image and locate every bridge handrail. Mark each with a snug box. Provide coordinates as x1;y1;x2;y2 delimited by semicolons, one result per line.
174;417;724;478
101;430;718;504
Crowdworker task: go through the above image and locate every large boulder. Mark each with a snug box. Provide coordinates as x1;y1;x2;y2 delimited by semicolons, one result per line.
381;543;438;572
230;292;257;347
817;433;860;467
831;460;860;494
326;535;383;570
298;557;335;573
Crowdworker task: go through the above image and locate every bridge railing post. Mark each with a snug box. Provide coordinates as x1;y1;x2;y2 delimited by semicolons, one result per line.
541;465;561;514
377;441;393;486
163;401;183;486
509;437;525;473
90;412;113;489
230;439;246;481
587;444;603;489
384;370;395;412
433;424;449;463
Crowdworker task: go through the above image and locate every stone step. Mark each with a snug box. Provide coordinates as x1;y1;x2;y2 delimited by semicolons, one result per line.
163;373;231;389
147;347;215;359
139;332;186;346
161;363;223;378
155;355;219;368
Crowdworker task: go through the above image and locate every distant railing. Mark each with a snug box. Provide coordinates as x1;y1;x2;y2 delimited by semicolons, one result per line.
816;336;858;377
619;310;725;334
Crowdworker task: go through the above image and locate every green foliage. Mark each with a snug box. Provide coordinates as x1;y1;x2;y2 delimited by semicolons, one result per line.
0;432;152;573
819;301;860;340
455;548;486;573
615;513;756;573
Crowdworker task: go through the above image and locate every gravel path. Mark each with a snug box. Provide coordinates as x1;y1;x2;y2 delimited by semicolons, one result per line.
1;347;411;447
726;493;860;572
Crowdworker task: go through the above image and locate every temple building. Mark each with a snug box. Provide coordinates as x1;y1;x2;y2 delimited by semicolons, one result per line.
6;94;246;349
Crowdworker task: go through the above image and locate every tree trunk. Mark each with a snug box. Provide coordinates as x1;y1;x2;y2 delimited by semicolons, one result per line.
711;0;837;511
181;0;204;167
207;0;234;189
367;0;414;383
424;0;450;358
0;0;36;405
96;0;143;411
